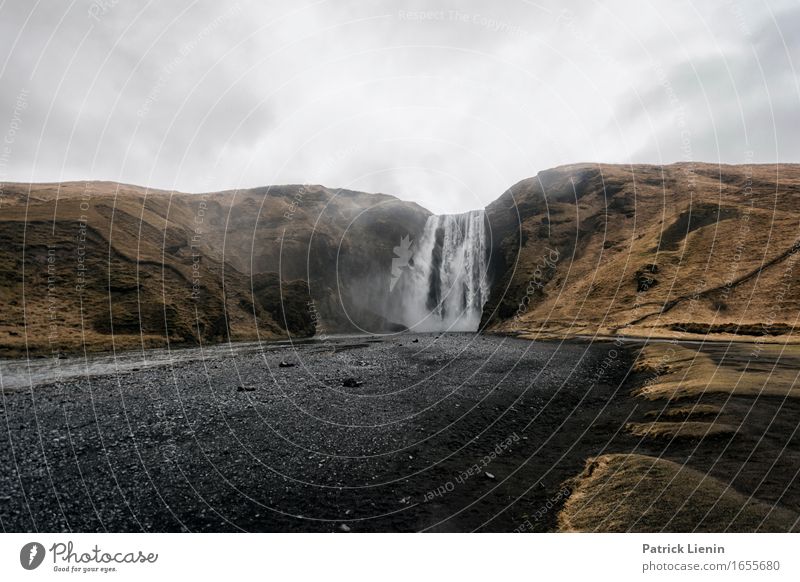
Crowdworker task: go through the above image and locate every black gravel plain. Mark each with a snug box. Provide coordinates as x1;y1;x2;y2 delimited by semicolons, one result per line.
0;333;636;532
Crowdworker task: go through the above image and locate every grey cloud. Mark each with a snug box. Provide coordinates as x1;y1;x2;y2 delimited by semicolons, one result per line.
1;0;798;211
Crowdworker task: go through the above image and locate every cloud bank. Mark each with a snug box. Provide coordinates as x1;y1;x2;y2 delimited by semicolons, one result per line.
1;0;798;213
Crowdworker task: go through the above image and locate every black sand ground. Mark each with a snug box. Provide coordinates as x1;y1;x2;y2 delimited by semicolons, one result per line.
1;333;641;532
6;334;798;532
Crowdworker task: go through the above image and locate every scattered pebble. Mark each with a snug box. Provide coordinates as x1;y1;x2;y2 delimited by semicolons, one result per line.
0;332;617;532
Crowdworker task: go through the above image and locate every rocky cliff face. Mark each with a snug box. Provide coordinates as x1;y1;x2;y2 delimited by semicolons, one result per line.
4;161;799;356
185;184;431;333
0;181;429;356
482;162;800;340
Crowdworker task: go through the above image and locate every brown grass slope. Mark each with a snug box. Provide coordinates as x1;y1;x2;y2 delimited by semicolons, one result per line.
0;182;325;356
554;340;800;532
0;179;430;356
559;453;799;532
482;162;800;340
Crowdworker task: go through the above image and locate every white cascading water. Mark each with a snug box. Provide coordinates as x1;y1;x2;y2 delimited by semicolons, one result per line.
396;210;490;332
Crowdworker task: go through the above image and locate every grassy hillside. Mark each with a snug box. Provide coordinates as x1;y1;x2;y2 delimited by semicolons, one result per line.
0;179;430;356
483;162;800;341
5;161;799;355
0;181;390;356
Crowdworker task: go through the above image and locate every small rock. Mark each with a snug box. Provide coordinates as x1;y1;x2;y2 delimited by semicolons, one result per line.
278;361;295;368
342;377;363;388
484;472;496;480
411;339;419;343
237;385;255;392
338;524;351;532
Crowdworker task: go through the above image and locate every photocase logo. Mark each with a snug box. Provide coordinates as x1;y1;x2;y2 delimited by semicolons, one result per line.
390;234;414;291
20;542;45;570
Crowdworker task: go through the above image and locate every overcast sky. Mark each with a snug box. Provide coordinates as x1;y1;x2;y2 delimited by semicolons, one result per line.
1;0;798;213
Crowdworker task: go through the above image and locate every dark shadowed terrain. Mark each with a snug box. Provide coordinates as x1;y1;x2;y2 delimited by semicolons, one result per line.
1;333;636;532
3;334;799;532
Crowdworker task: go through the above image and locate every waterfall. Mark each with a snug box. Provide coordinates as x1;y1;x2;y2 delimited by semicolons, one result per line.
394;210;489;332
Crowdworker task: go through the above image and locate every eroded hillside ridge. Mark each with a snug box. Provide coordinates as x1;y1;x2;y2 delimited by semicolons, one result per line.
0;182;429;356
4;162;799;356
481;162;800;340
